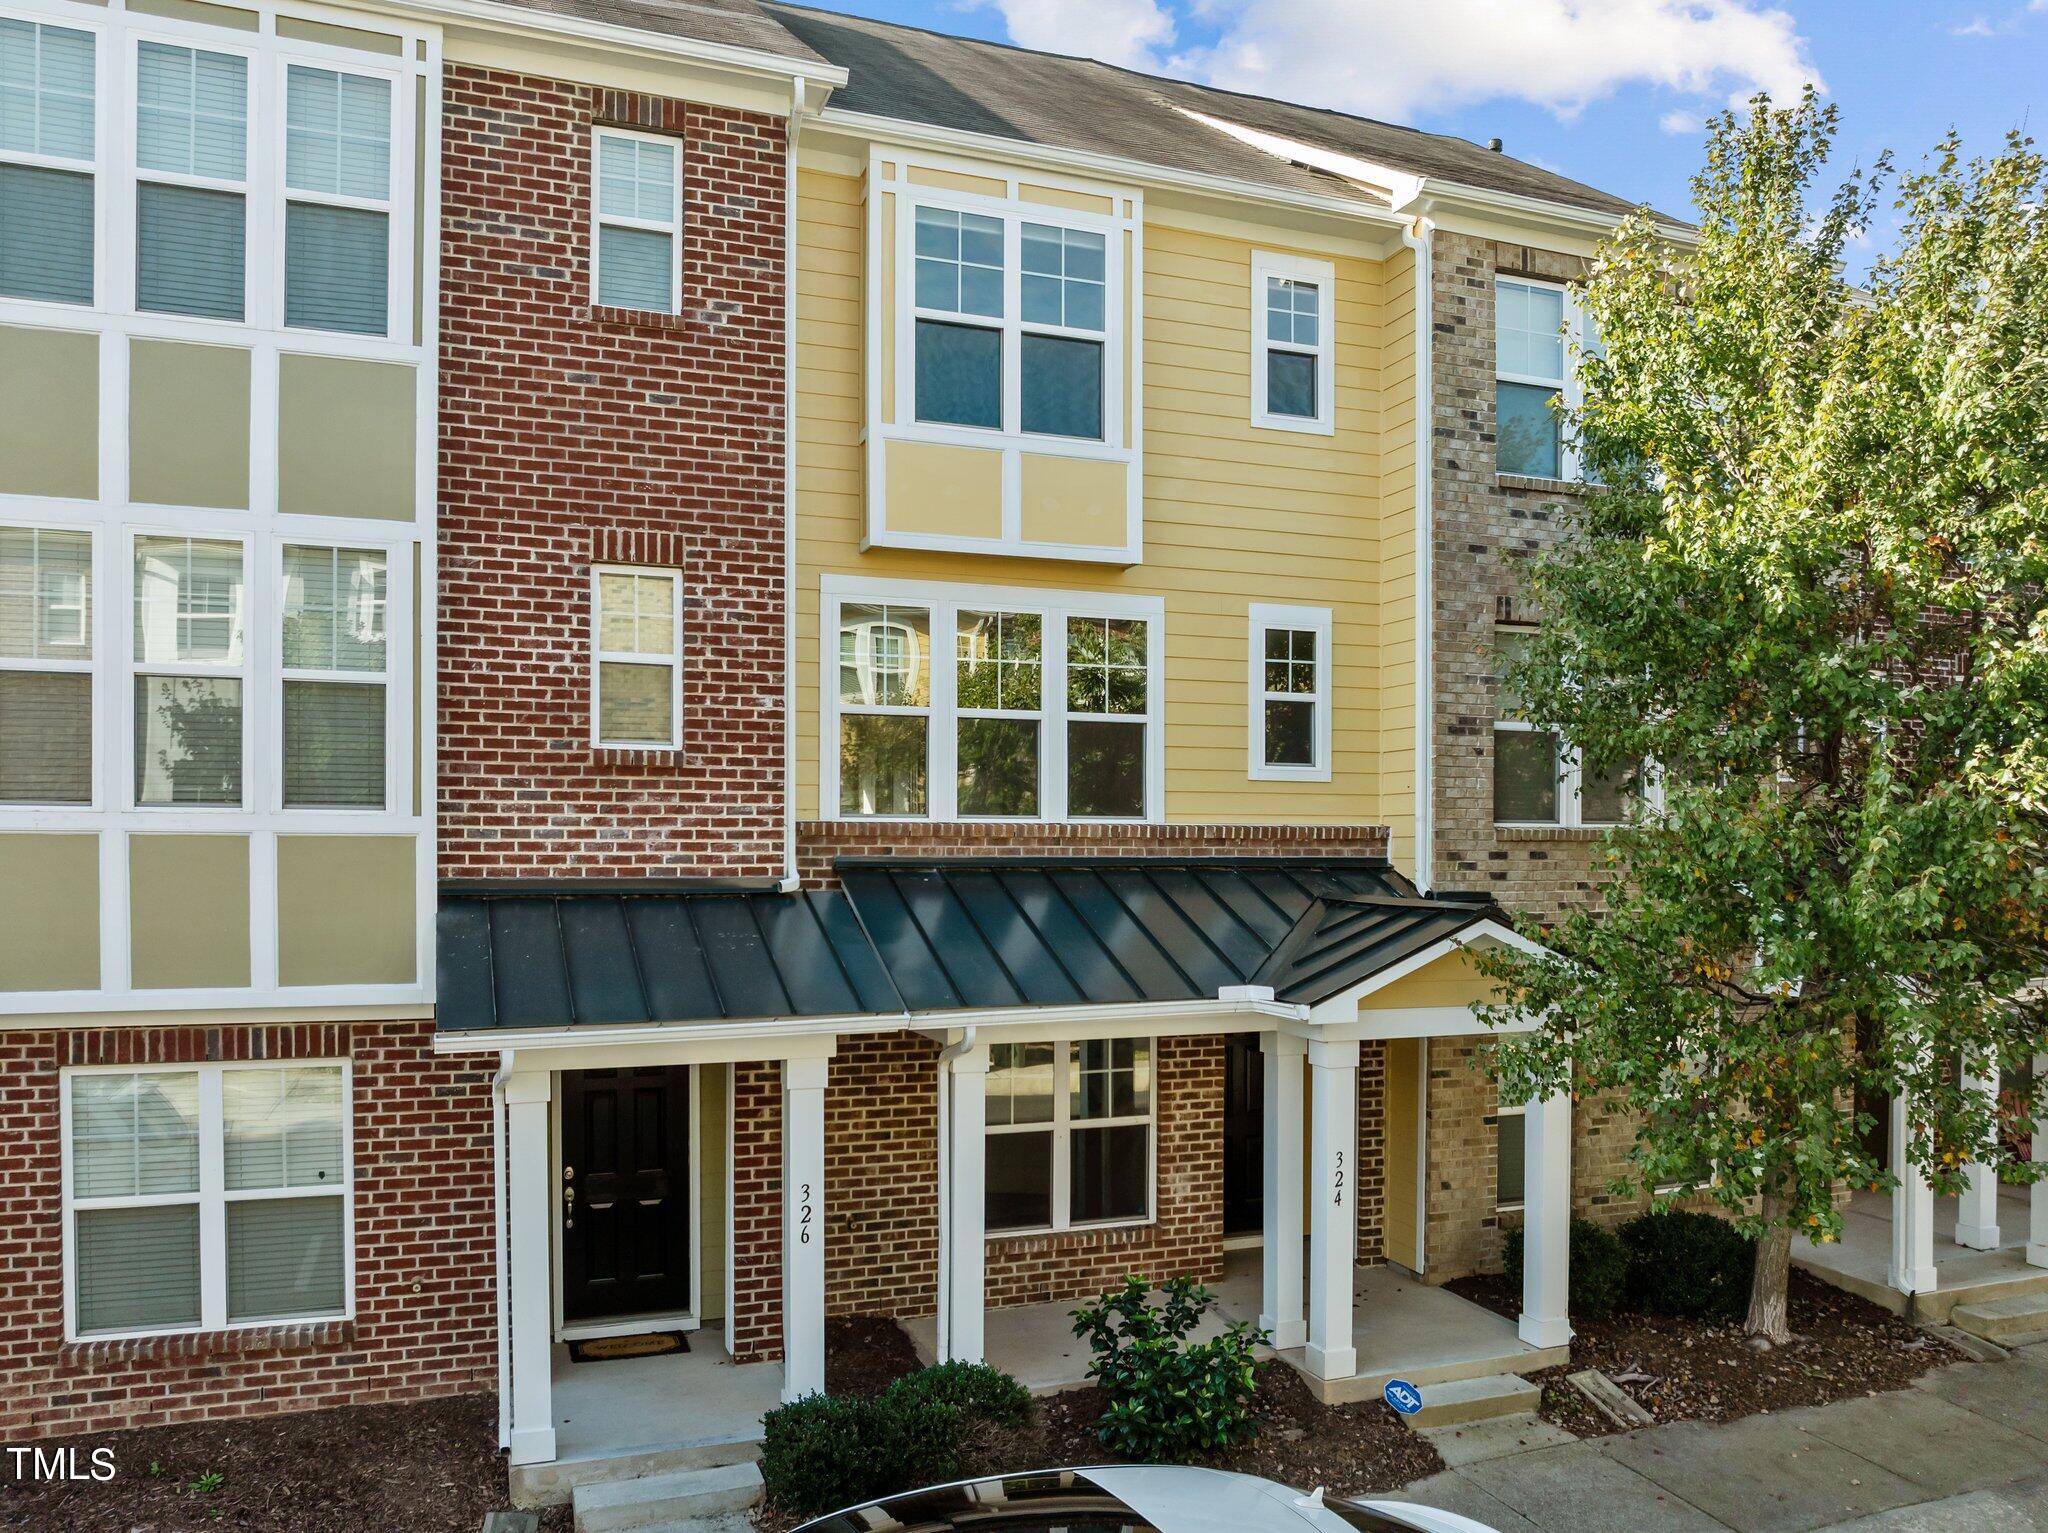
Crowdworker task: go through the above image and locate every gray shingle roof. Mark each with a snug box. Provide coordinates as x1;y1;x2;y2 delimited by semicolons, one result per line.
494;0;830;65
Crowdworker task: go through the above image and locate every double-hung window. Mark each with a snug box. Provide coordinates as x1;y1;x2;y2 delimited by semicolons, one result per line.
828;584;1159;822
1495;1099;1526;1210
133;534;244;806
1248;604;1331;781
912;202;1109;441
1492;627;1637;827
64;1063;349;1339
986;1038;1152;1234
281;544;386;807
283;63;392;335
133;38;247;321
1495;276;1602;481
0;16;96;305
592;128;680;314
0;525;93;803
1252;251;1334;433
591;566;682;748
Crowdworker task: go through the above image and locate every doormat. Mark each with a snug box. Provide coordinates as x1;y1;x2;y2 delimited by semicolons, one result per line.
567;1331;691;1364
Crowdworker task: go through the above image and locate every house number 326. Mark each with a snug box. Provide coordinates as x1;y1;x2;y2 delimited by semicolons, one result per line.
1333;1149;1345;1207
798;1184;814;1244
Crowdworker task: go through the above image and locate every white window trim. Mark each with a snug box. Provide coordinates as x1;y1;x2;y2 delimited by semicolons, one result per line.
589;563;684;750
128;524;253;810
128;26;257;323
59;1057;355;1343
820;574;1164;824
0;9;106;311
985;1037;1158;1238
1495;274;1595;483
274;50;405;339
1251;249;1335;435
589;124;683;316
273;538;399;811
1494;1098;1525;1212
1247;602;1332;782
0;521;103;809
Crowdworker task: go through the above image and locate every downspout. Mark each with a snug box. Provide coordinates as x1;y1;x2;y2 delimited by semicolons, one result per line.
779;75;809;893
933;1025;977;1361
491;1053;512;1450
1401;216;1436;892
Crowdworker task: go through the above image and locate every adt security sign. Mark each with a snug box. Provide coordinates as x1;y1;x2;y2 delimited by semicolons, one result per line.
1383;1378;1423;1416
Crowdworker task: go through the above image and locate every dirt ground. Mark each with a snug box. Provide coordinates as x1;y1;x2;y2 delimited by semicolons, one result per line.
1446;1268;1962;1434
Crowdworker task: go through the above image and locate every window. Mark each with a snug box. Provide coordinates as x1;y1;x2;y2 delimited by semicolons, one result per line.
134;39;248;321
1495;1100;1525;1209
283;64;392;335
0;16;96;305
1496;276;1601;481
1248;604;1331;781
0;525;92;803
1492;627;1639;827
911;200;1109;442
827;584;1159;823
281;545;386;807
986;1038;1152;1234
592;566;681;748
1252;251;1334;433
64;1063;349;1339
592;128;679;314
133;534;244;806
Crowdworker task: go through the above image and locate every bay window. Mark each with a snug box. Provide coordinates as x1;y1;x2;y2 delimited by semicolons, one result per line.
281;544;386;807
0;524;92;803
133;534;244;806
65;1063;349;1338
593;127;680;314
0;15;95;305
986;1038;1153;1235
1252;251;1334;433
283;63;391;335
134;39;248;321
826;582;1160;823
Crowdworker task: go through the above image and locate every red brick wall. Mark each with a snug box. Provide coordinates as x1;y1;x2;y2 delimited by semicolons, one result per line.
1356;1040;1387;1265
0;1020;495;1439
796;821;1392;890
824;1035;939;1322
730;1061;783;1361
437;66;789;879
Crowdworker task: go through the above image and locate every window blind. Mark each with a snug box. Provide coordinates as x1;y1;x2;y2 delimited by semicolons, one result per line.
0;164;92;303
284;202;386;334
226;1197;343;1322
0;525;91;803
283;66;390;335
134;42;246;321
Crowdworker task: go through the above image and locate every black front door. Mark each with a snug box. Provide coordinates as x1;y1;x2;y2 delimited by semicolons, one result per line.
1223;1033;1264;1237
561;1066;692;1323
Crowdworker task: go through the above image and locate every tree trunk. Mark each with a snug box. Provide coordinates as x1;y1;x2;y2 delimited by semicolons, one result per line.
1746;1186;1795;1347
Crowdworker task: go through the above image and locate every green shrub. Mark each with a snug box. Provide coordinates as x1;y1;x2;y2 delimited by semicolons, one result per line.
760;1360;1030;1519
882;1359;1031;1428
1501;1218;1629;1321
1070;1275;1267;1463
1619;1209;1755;1320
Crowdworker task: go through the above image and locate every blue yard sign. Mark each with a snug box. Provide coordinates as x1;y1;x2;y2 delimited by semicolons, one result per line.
1383;1378;1423;1416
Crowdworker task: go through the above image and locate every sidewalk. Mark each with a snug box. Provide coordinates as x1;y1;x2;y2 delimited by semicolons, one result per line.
1383;1340;2048;1532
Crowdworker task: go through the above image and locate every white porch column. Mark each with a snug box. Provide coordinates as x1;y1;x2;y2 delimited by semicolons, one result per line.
1956;1059;2002;1251
782;1056;828;1401
1889;1090;1938;1294
945;1044;989;1364
1518;1083;1573;1349
1259;1032;1306;1350
2030;1054;2048;1269
505;1072;557;1467
1304;1038;1358;1380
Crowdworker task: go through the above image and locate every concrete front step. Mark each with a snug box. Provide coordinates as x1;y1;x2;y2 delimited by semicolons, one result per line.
573;1460;763;1533
512;1440;762;1511
1400;1373;1539;1430
1950;1292;2048;1344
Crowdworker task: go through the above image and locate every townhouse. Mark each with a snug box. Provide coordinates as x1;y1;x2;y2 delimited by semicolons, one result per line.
35;0;2030;1506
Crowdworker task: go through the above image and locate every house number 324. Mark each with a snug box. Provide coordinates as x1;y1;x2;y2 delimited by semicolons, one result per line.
1333;1149;1345;1206
798;1184;814;1244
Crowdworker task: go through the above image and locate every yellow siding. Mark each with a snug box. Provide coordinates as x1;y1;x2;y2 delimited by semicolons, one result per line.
1361;950;1501;1011
793;163;1421;827
1376;245;1420;875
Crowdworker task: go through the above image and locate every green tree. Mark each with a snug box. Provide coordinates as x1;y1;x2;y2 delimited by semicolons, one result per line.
1476;93;2048;1345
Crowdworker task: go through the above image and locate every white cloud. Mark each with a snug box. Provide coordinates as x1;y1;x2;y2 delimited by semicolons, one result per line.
1659;109;1705;133
1950;15;1994;34
979;0;1178;70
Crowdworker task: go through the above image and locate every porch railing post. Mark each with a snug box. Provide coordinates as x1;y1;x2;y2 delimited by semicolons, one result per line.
1259;1031;1306;1351
1889;1089;1938;1294
505;1071;557;1466
1956;1058;2002;1251
1304;1037;1358;1380
783;1056;828;1401
1517;1080;1573;1349
946;1044;989;1364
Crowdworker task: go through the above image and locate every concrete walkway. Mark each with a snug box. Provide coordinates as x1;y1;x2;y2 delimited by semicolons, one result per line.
1383;1340;2048;1532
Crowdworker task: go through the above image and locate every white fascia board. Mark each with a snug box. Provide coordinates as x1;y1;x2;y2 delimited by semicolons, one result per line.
907;996;1310;1041
431;1012;903;1054
357;0;846;94
1317;1004;1540;1041
1301;918;1550;1024
817;107;1409;233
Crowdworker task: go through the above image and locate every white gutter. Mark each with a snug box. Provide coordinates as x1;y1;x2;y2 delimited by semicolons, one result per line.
779;74;808;892
490;1052;512;1450
1403;215;1435;892
933;1024;978;1361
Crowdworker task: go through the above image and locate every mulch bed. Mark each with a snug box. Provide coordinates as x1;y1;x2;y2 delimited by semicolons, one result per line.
824;1314;926;1397
0;1392;566;1533
1445;1268;1962;1435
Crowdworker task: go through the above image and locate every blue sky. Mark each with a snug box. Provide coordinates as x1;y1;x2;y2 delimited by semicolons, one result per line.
794;0;2048;247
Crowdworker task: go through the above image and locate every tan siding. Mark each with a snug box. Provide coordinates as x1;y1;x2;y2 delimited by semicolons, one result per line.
129;834;250;990
276;834;417;986
0;325;98;500
0;834;99;991
129;339;251;510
